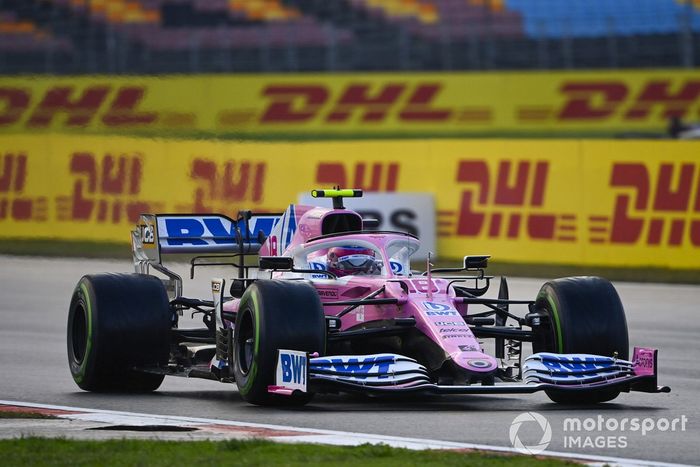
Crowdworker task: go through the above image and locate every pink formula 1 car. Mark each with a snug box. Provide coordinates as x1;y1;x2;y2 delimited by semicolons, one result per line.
67;189;669;405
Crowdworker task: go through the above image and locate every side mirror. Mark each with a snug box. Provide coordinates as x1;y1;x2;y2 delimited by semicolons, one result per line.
259;256;294;270
463;255;490;269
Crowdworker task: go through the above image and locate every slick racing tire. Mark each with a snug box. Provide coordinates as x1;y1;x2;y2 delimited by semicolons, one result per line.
67;273;171;392
533;276;629;404
233;280;326;406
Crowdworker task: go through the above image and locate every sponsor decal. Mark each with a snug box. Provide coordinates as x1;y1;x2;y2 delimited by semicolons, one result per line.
459;344;479;352
317;288;338;299
441;334;470;339
0;85;157;129
434;321;464;326
439;327;469;333
161;216;236;246
140;223;155;244
439;157;700;252
157;215;279;249
3;74;699;134
260;83;451;124
0;153;46;222
175;158;266;213
269;235;278;256
439;159;576;242
309;262;329;279
276;349;307;392
310;356;393;378
636;352;654;369
389;261;403;274
540;356;613;372
588;162;700;247
555;79;700;122
54;152;164;225
423;302;451;312
427;311;459;316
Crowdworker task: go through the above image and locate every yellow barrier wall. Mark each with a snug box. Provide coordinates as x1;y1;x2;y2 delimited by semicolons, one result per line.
1;134;699;269
1;70;699;135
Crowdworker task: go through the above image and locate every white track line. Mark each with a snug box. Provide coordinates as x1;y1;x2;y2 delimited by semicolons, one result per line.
0;400;690;467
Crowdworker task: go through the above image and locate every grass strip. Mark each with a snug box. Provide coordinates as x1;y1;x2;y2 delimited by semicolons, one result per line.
0;438;574;467
0;239;132;259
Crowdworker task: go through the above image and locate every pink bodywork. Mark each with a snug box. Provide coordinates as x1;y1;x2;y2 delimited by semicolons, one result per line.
223;204;498;375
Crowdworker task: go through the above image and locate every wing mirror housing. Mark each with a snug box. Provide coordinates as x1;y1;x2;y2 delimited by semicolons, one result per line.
463;255;490;270
259;256;294;270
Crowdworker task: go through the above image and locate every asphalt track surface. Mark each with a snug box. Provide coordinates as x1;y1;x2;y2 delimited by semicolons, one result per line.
1;255;698;464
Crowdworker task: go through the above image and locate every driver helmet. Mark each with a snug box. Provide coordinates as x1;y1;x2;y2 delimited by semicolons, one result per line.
327;246;381;277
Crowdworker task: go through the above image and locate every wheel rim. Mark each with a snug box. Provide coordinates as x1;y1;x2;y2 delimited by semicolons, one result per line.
237;308;255;376
71;303;88;364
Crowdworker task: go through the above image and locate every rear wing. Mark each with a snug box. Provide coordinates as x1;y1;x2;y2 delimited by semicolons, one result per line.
132;212;281;296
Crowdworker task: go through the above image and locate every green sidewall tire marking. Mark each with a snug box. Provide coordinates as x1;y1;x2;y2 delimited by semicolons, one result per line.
74;282;93;383
546;294;564;353
240;290;261;394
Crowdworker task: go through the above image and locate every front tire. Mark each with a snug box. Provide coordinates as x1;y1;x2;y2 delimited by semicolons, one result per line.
233;280;326;406
533;276;629;404
67;273;171;392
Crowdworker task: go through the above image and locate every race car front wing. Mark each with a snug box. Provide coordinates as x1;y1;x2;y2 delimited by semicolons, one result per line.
267;347;670;397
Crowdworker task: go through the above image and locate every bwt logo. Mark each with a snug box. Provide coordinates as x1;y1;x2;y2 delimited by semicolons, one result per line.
423;302;452;312
280;353;306;385
426;310;459;316
162;216;278;246
542;357;611;373
164;217;237;246
313;356;393;378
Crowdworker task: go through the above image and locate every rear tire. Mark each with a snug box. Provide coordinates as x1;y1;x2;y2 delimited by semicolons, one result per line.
533;276;628;404
67;273;171;392
233;280;326;406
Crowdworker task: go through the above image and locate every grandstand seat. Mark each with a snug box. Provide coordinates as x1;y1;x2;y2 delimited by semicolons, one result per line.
349;0;524;40
0;0;698;73
0;12;73;52
505;0;700;38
